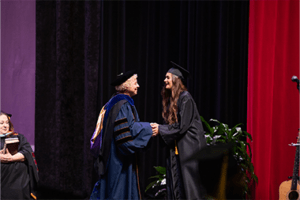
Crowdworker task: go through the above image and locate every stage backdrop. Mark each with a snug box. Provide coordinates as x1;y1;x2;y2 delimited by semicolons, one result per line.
1;0;36;148
248;0;299;199
35;1;249;199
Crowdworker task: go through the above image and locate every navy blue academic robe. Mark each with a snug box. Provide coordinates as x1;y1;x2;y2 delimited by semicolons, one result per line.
90;94;152;200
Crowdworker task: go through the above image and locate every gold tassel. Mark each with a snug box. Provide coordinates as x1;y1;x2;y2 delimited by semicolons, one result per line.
175;140;179;155
31;193;37;200
216;153;228;200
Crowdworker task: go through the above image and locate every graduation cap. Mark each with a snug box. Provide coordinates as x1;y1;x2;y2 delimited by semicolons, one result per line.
182;143;244;199
168;61;190;81
110;70;137;86
1;111;12;118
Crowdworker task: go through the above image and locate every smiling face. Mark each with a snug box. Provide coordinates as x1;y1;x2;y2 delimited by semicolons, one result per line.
164;72;173;89
0;114;10;134
126;75;140;97
115;74;140;97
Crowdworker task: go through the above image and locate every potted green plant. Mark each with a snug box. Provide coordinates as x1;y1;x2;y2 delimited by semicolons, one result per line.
145;166;167;199
145;117;258;199
201;116;258;198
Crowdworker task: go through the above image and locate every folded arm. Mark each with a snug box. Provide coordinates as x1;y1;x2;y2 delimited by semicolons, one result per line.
0;149;25;163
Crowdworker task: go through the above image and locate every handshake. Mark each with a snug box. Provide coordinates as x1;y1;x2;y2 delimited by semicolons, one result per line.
150;123;159;137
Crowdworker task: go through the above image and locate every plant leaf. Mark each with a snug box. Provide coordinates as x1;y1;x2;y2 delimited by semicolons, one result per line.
243;131;253;141
145;180;158;192
229;123;243;139
201;116;214;134
148;175;163;179
210;118;221;124
154;166;166;175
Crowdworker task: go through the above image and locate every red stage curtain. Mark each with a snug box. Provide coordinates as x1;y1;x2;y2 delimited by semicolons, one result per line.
247;0;299;199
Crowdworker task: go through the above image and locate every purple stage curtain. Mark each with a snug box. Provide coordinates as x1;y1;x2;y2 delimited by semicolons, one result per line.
1;0;36;148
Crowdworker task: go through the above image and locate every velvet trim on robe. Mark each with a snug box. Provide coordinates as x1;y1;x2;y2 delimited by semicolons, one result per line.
159;91;207;200
90;95;153;200
1;133;39;200
91;94;134;176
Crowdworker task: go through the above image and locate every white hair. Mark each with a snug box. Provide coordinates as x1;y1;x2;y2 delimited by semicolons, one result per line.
115;74;138;92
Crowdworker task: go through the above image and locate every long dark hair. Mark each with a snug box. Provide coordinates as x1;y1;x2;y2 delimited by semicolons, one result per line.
161;75;187;124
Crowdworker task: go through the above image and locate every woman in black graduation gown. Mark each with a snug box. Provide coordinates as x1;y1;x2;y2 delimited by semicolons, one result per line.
0;112;39;199
151;62;207;200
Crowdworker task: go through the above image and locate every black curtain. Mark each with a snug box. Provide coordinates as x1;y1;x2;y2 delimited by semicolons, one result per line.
36;1;249;199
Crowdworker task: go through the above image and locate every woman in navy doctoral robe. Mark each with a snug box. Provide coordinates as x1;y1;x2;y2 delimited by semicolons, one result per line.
90;71;153;200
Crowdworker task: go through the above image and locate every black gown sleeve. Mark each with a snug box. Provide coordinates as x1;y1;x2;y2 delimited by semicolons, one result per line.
159;95;194;146
18;134;39;199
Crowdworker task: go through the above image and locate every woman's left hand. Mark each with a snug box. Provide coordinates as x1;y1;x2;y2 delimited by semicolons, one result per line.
0;149;13;163
0;149;25;163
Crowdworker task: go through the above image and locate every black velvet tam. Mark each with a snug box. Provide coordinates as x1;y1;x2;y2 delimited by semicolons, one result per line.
110;70;137;86
1;110;12;118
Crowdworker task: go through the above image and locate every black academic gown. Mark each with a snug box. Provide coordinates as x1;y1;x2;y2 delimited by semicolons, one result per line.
1;133;39;200
159;91;207;200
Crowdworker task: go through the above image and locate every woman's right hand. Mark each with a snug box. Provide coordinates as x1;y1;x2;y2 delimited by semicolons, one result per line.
150;123;159;136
